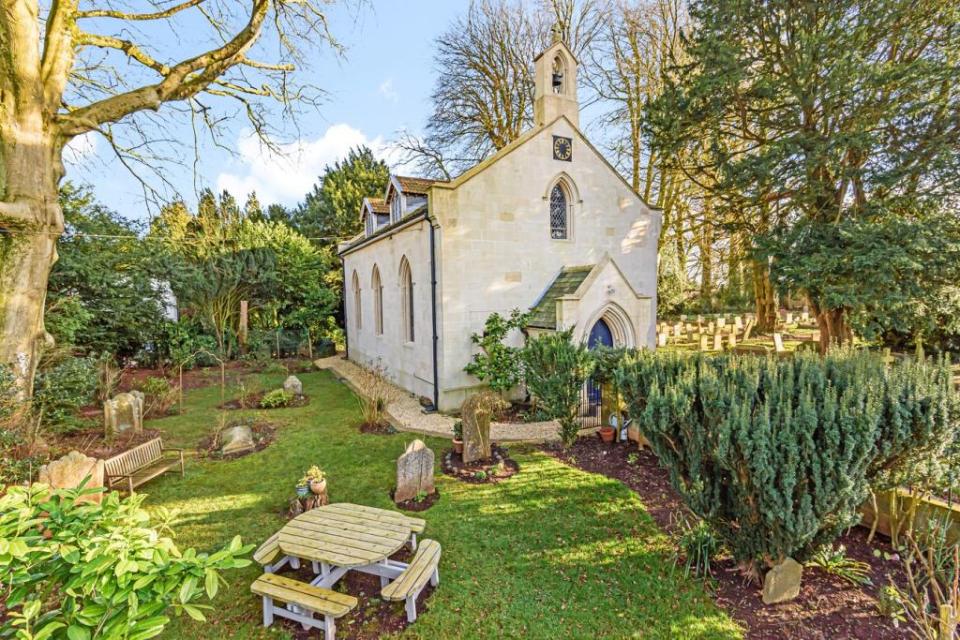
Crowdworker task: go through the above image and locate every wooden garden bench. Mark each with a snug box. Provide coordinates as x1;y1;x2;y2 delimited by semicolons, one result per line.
251;573;357;639
381;539;441;622
104;437;184;493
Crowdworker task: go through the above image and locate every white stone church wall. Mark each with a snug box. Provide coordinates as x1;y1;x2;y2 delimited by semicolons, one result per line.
342;218;436;402
432;119;661;411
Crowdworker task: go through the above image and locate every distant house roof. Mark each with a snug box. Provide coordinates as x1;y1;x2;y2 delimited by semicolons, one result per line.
527;265;595;330
340;204;430;256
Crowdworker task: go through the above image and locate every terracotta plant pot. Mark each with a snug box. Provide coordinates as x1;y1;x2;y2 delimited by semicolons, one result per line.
309;479;327;495
452;439;464;455
599;427;616;443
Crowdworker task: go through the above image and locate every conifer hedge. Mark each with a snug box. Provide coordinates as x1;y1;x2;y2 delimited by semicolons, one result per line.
616;349;959;572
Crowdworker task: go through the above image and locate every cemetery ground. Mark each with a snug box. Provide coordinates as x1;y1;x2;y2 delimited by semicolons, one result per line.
139;368;741;639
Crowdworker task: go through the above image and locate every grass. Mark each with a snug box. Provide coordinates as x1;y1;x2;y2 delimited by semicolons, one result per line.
141;369;742;639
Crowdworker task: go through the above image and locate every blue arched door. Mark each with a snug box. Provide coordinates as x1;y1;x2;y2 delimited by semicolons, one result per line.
585;319;613;417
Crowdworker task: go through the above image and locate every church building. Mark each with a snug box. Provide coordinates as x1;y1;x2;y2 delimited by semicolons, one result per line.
338;37;662;411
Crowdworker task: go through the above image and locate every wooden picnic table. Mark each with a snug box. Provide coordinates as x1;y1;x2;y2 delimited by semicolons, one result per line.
276;503;426;589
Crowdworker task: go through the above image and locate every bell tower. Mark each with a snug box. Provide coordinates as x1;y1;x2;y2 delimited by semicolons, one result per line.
534;27;579;128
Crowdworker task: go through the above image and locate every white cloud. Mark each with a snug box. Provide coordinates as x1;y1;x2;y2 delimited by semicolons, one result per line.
378;78;399;103
63;131;99;164
217;124;407;206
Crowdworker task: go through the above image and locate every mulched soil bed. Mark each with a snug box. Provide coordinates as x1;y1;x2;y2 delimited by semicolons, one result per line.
391;490;440;512
441;444;519;484
197;421;276;460
267;547;432;640
359;421;398;435
545;436;909;640
49;427;163;460
219;391;310;410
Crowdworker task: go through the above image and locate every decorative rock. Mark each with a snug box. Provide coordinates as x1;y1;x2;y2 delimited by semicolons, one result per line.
762;557;803;604
220;425;255;456
283;375;303;397
461;394;497;464
38;451;105;504
104;392;144;437
394;439;436;503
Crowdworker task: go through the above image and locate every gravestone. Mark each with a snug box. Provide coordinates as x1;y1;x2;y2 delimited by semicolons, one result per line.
734;316;743;330
713;332;723;351
801;310;810;323
811;330;821;343
283;375;303;398
717;317;726;328
686;323;695;333
773;333;786;353
785;312;794;325
699;335;710;352
104;391;144;437
38;451;105;504
657;332;668;348
220;425;255;456
743;319;755;341
461;394;497;463
394;439;435;503
728;333;737;349
762;557;803;604
673;322;683;338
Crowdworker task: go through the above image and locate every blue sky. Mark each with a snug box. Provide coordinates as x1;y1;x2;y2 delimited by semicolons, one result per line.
64;1;472;220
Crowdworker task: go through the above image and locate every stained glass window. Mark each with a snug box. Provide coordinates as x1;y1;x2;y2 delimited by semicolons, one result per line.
550;183;568;239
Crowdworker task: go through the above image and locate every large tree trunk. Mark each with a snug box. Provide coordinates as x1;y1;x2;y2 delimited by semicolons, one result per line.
0;125;65;398
815;305;853;354
751;258;778;332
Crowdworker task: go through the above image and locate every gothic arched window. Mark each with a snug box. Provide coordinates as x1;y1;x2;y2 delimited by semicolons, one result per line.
552;55;566;95
351;270;362;330
550;182;570;239
399;257;414;342
371;265;383;336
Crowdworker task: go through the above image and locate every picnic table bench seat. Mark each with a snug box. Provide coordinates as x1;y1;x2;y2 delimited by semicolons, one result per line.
381;539;441;622
104;437;183;493
252;573;357;639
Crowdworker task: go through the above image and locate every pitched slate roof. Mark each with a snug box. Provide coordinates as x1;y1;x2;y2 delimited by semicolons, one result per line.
527;265;595;330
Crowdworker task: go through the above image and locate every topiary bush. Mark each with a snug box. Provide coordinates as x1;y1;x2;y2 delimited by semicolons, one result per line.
0;483;252;639
520;330;594;447
616;348;959;576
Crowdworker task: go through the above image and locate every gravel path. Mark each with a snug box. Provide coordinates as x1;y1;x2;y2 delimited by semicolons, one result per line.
314;355;587;443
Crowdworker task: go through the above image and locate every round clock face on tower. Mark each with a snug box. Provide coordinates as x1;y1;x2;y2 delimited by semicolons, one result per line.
553;136;572;161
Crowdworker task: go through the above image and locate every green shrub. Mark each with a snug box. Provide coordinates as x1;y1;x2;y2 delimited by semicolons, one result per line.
0;483;252;639
616;349;959;574
263;362;289;376
464;310;530;395
259;388;293;409
520;330;594;447
806;545;872;585
137;376;179;418
33;355;99;432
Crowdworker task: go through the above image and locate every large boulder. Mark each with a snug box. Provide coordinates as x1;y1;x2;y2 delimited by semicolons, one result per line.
220;425;255;456
762;557;803;604
104;392;144;437
283;375;303;398
38;451;105;504
394;439;436;503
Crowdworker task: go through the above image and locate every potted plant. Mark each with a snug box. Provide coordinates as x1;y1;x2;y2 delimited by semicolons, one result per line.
452;420;464;455
295;481;310;498
598;424;616;443
301;465;327;495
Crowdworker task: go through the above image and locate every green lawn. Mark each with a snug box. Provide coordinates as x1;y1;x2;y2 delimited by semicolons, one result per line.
142;369;741;639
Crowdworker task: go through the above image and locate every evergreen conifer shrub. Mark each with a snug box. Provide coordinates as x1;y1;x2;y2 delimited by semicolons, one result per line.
616;349;959;574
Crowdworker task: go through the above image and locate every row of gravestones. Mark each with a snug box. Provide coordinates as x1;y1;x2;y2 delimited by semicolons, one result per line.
393;393;494;504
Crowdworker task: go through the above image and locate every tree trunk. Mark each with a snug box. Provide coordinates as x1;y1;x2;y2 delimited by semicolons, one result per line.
751;258;778;332
699;221;713;308
0;127;65;398
815;305;853;354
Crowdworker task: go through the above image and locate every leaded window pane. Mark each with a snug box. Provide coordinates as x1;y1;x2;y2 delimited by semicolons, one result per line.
550;184;568;239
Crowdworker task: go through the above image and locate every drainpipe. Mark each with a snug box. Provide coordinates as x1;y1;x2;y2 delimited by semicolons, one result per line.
429;217;440;411
340;256;349;360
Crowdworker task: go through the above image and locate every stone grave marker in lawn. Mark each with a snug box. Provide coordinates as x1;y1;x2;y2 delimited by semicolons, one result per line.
785;311;794;325
699;335;710;352
801;310;810;323
104;391;144;437
283;375;303;397
743;319;755;341
39;451;105;504
728;332;737;349
220;424;255;456
673;322;684;339
395;439;436;503
658;332;668;347
734;316;743;330
773;333;786;353
713;332;724;352
462;393;497;463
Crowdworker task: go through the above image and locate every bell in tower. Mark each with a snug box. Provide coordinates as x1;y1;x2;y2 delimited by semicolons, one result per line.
534;28;579;127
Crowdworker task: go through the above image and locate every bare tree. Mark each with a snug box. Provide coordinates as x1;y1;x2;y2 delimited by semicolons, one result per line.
404;0;606;177
0;0;348;397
